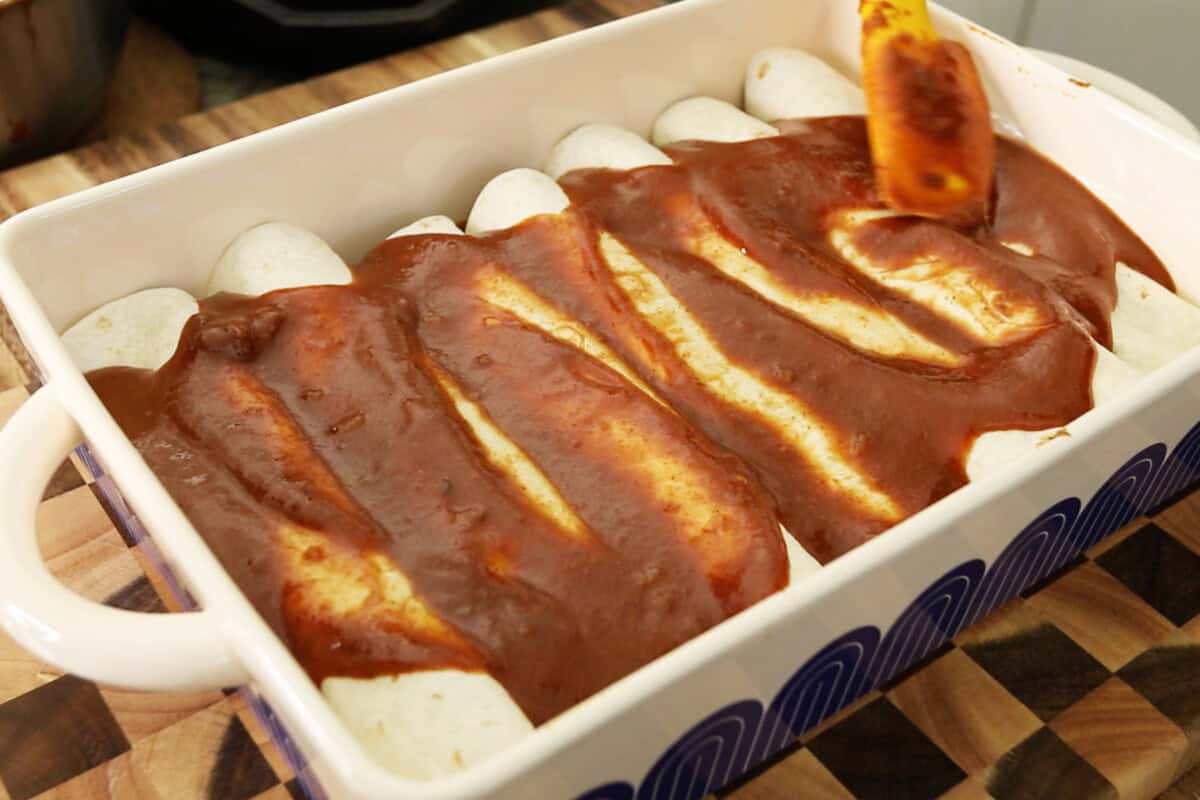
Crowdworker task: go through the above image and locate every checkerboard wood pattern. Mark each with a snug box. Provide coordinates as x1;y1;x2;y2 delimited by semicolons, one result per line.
1;1;1199;797
723;505;1200;800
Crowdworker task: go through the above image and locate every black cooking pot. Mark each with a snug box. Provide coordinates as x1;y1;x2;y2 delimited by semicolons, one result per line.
133;0;563;74
0;0;130;168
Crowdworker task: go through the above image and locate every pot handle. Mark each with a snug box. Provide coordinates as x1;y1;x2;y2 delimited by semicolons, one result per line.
0;384;249;691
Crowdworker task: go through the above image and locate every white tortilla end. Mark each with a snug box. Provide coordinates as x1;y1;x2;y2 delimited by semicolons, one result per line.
1112;263;1200;372
965;340;1139;481
782;527;822;581
206;222;351;298
61;288;199;373
652;97;779;146
466;168;570;235
965;428;1050;482
1091;339;1142;405
745;48;867;123
323;671;533;780
543;123;672;180
388;215;463;239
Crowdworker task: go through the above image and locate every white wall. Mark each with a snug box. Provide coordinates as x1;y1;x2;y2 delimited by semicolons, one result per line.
1023;0;1200;124
935;0;1028;40
937;0;1200;124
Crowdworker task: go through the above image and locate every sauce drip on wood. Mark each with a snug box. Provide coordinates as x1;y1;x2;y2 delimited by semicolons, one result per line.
88;116;1169;722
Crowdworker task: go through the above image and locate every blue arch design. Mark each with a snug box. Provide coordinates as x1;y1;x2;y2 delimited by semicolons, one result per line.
575;782;635;800
868;560;985;688
573;422;1200;800
636;700;763;800
1068;444;1166;554
1144;421;1200;513
754;626;880;762
966;497;1080;627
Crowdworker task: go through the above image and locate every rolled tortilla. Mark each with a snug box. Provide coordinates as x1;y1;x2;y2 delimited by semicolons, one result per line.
542;124;667;180
206;221;352;297
966;265;1200;478
1110;263;1200;372
466;168;570;234
738;47;1200;473
64;222;533;780
653;97;779;146
544;123;672;180
388;214;462;239
64;224;352;371
250;220;534;778
393;206;824;588
533;118;1149;490
745;47;1200;370
61;288;199;374
544;122;962;372
323;671;533;781
963;342;1141;480
998;243;1200;373
326;210;816;774
646;102;1146;370
534;124;914;546
744;47;867;123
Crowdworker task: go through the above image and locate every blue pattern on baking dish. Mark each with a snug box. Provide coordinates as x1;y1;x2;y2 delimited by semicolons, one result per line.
573;419;1200;800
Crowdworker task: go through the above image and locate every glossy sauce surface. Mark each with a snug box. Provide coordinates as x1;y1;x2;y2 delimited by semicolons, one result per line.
89;117;1168;721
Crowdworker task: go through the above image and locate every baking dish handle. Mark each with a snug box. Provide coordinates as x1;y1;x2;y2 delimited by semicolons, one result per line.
0;384;250;692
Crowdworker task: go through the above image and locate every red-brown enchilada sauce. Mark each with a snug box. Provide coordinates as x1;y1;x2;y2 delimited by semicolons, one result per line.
88;117;1169;723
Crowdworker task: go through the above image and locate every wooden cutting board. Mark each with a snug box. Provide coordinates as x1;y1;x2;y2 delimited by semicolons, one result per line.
0;2;1198;798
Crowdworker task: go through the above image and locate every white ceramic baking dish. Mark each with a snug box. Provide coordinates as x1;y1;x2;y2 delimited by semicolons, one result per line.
2;1;1200;798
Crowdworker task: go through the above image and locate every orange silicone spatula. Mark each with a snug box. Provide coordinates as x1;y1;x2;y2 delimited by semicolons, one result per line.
860;0;995;227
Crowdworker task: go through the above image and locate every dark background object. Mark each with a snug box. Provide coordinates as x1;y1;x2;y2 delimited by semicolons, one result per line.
132;0;564;78
0;0;131;168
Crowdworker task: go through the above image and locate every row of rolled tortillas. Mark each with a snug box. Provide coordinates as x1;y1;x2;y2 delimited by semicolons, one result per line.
60;46;1200;780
